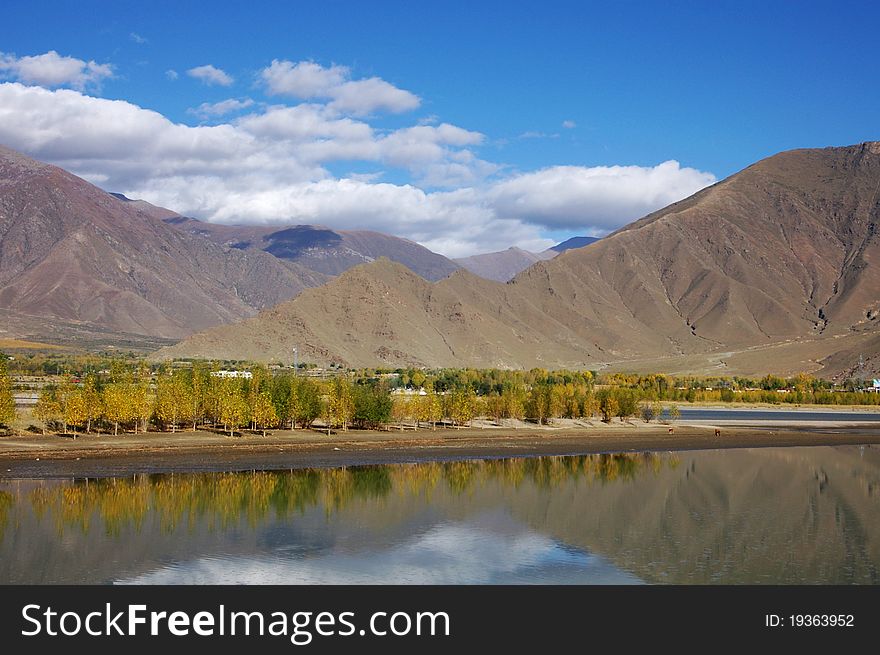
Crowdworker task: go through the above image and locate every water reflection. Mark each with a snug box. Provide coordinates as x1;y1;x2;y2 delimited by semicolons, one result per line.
1;448;879;584
15;453;661;538
122;517;641;585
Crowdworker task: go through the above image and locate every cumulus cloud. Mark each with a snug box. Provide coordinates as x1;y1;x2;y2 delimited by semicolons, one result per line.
0;81;715;258
189;97;255;119
187;64;233;86
562;119;576;129
261;59;419;115
129;32;148;44
165;69;178;80
488;163;716;230
0;50;112;91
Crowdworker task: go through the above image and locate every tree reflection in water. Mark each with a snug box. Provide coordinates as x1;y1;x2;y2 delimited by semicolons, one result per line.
5;453;666;538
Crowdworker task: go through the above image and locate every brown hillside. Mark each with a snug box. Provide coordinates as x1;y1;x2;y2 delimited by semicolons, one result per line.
156;143;880;373
0;145;327;340
163;217;460;281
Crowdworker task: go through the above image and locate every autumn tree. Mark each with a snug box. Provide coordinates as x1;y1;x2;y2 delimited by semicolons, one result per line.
0;358;16;432
252;391;278;436
527;384;552;425
218;378;248;437
155;371;191;433
81;374;102;434
597;390;619;423
63;388;88;435
102;383;133;436
502;385;526;427
289;378;322;429
323;377;354;434
130;378;152;434
485;392;504;424
33;387;61;434
391;393;412;429
418;386;441;430
449;388;476;427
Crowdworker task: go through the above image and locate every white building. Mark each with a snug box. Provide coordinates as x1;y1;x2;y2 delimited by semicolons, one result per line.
210;370;253;379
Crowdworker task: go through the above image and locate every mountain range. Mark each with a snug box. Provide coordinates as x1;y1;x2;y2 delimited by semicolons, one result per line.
155;142;880;377
453;237;601;282
2;141;878;377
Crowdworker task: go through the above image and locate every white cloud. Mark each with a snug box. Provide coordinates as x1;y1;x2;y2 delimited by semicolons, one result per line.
129;32;148;44
519;131;558;139
261;59;419;115
187;64;233;86
0;81;715;258
0;50;112;91
488;162;716;231
165;69;178;80
562;120;576;129
189;97;254;119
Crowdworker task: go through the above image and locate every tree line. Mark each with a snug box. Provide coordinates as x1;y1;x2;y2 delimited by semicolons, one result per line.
3;357;877;436
15;363;686;436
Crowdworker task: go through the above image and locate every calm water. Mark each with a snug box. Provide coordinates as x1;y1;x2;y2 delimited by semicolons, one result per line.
1;446;879;584
678;408;880;422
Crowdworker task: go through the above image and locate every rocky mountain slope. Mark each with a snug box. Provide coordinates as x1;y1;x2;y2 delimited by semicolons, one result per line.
0;145;327;341
156;143;880;372
163;217;460;281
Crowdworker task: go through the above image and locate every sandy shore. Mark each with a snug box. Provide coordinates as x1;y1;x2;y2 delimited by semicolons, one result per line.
1;420;879;478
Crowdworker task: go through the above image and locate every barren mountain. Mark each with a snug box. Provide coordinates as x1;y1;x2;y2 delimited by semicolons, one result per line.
0;145;327;341
454;237;600;282
164;216;460;281
156;143;880;373
454;247;554;282
548;235;600;253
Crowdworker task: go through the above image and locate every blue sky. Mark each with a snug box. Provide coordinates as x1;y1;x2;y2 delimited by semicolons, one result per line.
1;1;878;256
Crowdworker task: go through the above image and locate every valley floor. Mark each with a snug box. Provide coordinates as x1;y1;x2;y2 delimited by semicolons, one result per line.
1;420;879;479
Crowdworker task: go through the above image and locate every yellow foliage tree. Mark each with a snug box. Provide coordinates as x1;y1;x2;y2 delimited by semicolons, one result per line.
33;387;61;434
0;359;16;432
252;391;277;437
102;383;134;436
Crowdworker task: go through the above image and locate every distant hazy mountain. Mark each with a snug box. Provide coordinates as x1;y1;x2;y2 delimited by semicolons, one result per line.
455;237;601;282
163;217;460;282
454;247;554;282
157;142;880;375
0;145;327;341
550;236;600;252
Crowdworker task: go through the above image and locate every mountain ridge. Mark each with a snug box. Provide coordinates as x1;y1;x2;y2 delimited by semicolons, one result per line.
155;142;880;375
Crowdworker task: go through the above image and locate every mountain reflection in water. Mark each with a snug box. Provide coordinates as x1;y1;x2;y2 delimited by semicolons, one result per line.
1;447;878;584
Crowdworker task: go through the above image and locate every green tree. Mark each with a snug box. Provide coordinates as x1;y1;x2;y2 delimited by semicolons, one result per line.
352;384;393;429
614;388;639;421
290;378;322;429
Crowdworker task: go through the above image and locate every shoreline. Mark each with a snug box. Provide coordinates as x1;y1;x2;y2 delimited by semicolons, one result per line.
1;423;879;479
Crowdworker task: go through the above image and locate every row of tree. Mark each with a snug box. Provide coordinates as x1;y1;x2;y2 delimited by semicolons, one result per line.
21;364;682;436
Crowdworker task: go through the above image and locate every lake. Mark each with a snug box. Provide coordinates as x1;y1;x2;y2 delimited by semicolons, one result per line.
1;445;878;584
